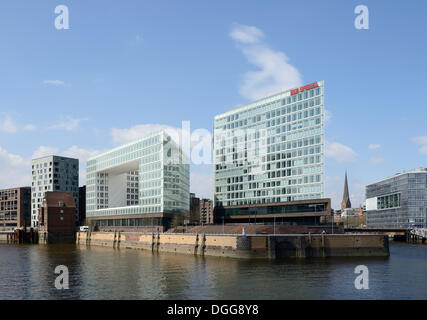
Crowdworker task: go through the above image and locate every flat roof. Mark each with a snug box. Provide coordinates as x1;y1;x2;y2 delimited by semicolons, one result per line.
31;155;79;162
366;168;427;186
87;129;165;162
214;80;324;120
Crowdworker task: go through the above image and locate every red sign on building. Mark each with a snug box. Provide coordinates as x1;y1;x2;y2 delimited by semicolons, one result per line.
290;82;319;96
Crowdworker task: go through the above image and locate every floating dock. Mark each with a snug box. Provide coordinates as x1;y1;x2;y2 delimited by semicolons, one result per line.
76;231;389;259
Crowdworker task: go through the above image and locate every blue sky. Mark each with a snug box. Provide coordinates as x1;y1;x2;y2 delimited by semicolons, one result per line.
0;0;426;209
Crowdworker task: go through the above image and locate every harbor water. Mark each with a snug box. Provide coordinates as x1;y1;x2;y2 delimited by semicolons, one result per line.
0;242;426;299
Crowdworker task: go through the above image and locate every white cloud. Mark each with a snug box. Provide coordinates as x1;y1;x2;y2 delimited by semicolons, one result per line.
324;109;332;124
370;156;384;164
0;143;102;189
111;124;178;145
61;146;102;185
23;124;36;131
413;136;427;154
190;171;213;199
0;116;18;133
49;116;88;131
32;146;59;159
0;147;31;189
111;123;213;165
325;141;357;163
230;24;264;44
0;115;36;133
43;80;65;86
368;144;381;150
230;23;303;101
32;145;102;185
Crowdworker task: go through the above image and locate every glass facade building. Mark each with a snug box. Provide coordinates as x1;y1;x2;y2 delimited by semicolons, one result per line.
213;81;325;212
366;168;427;228
86;130;189;229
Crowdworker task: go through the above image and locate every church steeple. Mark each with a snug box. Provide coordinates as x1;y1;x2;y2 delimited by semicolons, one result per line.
341;171;352;210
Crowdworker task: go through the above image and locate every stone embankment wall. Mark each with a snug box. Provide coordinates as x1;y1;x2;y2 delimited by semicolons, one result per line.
76;231;389;259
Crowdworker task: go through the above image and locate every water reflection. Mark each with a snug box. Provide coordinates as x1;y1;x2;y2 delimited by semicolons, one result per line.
0;243;426;300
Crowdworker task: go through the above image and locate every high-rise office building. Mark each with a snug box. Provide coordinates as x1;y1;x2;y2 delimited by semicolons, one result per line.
31;156;79;228
213;81;329;224
85;130;189;231
366;168;427;228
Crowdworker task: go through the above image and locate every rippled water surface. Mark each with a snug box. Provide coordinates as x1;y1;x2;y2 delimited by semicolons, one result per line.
1;242;426;299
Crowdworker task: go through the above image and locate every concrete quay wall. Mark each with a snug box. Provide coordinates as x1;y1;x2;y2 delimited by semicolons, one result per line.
76;232;389;259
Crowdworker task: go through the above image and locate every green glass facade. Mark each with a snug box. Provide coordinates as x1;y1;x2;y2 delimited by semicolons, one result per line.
86;131;189;220
213;81;325;208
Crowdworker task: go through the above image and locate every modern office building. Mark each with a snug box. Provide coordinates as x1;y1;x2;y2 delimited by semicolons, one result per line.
0;187;31;230
31;156;79;228
366;168;427;228
85;130;190;231
213;81;329;224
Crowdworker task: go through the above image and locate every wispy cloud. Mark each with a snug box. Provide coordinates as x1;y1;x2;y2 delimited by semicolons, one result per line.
111;124;179;145
370;156;384;164
0;115;36;133
412;136;427;154
325;141;357;163
32;146;59;159
190;171;213;199
0;147;31;189
43;80;65;86
49;116;87;131
0;116;17;133
230;24;264;44
32;145;102;185
230;23;302;101
324;109;332;124
368;144;381;150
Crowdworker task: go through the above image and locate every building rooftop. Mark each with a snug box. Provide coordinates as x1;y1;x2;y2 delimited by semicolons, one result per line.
367;168;427;186
214;80;324;120
31;154;79;162
43;192;76;208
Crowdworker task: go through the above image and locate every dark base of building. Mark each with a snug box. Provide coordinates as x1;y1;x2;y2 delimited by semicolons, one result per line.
87;213;181;232
39;232;76;244
214;199;331;225
216;216;322;225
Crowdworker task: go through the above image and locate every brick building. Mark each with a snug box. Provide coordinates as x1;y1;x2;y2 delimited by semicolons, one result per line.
38;192;76;244
200;198;214;224
0;187;31;230
190;193;214;225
